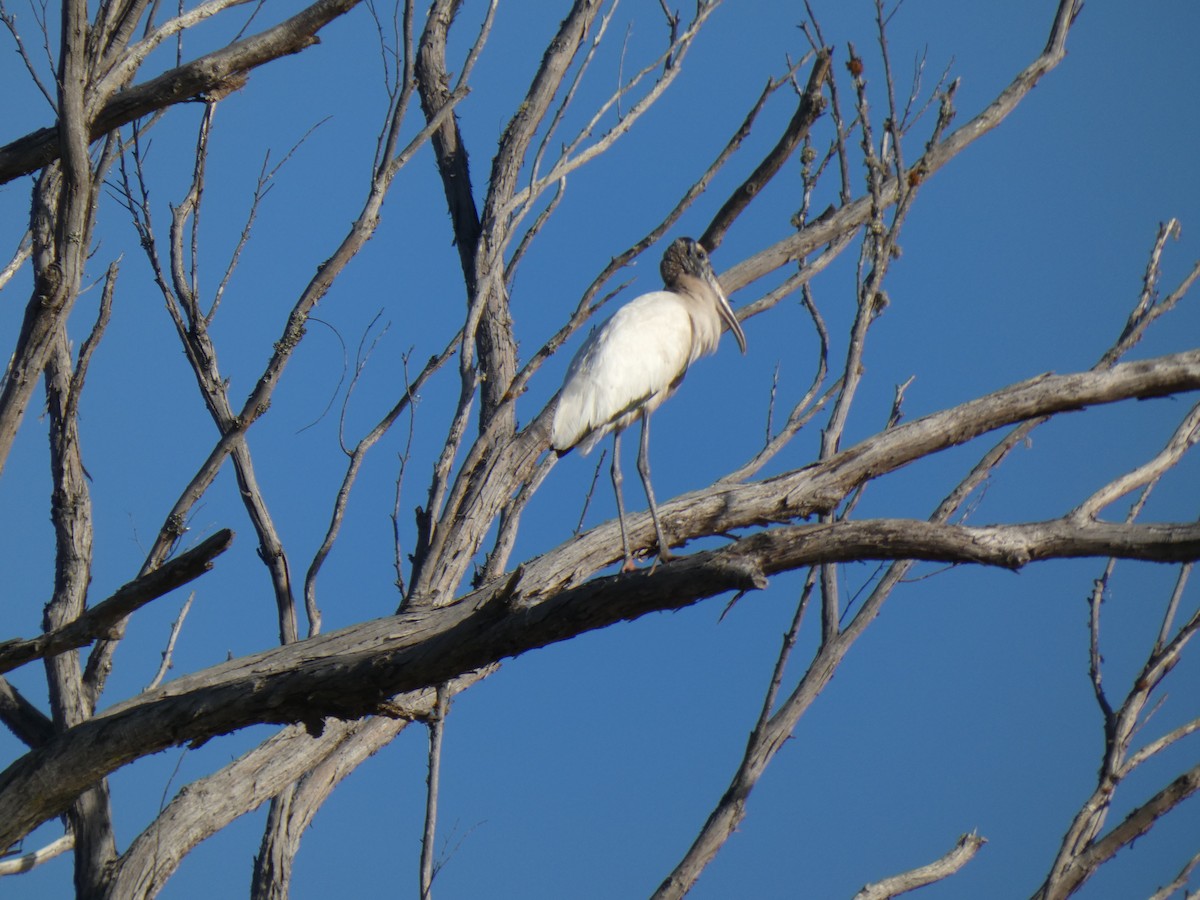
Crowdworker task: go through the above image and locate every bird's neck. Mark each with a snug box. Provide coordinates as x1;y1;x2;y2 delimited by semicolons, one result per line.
673;275;725;358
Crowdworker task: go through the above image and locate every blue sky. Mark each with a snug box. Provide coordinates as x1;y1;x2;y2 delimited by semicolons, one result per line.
2;1;1200;897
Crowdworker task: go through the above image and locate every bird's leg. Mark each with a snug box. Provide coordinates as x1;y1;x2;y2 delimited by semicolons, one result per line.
610;430;636;572
637;411;673;564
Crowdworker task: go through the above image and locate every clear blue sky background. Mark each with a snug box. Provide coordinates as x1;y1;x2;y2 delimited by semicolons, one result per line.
2;1;1199;898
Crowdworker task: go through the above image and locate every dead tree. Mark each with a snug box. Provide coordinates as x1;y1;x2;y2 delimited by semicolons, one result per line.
0;1;1197;897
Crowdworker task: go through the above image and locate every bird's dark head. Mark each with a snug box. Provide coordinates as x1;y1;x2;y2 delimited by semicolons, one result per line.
660;237;711;285
660;237;747;354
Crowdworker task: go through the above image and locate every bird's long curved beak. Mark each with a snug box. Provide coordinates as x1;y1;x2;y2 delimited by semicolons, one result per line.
708;271;747;354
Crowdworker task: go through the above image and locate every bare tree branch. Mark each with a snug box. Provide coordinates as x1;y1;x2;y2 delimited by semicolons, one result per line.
853;833;987;900
0;529;233;676
1148;849;1200;900
419;685;448;900
0;677;54;749
144;592;196;692
0;0;363;185
719;0;1082;296
0;232;32;293
104;671;481;898
7;506;1200;851
0;830;74;876
1036;763;1200;900
700;49;831;250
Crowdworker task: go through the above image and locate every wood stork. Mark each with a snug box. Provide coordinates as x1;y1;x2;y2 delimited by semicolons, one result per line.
551;237;747;570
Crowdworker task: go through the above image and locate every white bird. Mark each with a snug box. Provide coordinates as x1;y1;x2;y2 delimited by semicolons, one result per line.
551;237;747;570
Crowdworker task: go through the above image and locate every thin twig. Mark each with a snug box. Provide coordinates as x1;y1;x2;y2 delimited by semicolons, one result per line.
392;350;421;599
305;333;459;632
572;448;609;536
67;260;119;427
526;0;620;193
208;116;331;325
501;3;719;221
1070;401;1200;522
144;592;195;691
419;685;449;900
0;1;57;110
1154;562;1192;655
1148;848;1200;900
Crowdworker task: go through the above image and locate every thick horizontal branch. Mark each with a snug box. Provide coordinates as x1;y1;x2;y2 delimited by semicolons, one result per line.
520;350;1200;589
0;529;233;675
3;511;1200;849
0;0;360;184
752;519;1200;572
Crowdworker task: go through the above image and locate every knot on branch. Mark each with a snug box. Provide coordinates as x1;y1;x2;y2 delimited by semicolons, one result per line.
714;553;769;592
197;71;248;103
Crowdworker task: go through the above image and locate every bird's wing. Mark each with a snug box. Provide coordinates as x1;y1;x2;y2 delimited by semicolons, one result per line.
551;292;693;452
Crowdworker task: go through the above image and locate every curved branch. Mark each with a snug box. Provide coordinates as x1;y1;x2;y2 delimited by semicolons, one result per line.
853;833;987;900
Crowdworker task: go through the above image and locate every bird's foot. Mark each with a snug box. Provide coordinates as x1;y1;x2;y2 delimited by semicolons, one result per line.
648;545;673;573
620;556;638;573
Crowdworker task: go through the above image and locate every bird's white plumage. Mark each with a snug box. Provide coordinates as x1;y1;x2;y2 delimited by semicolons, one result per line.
552;286;725;454
552;293;688;452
